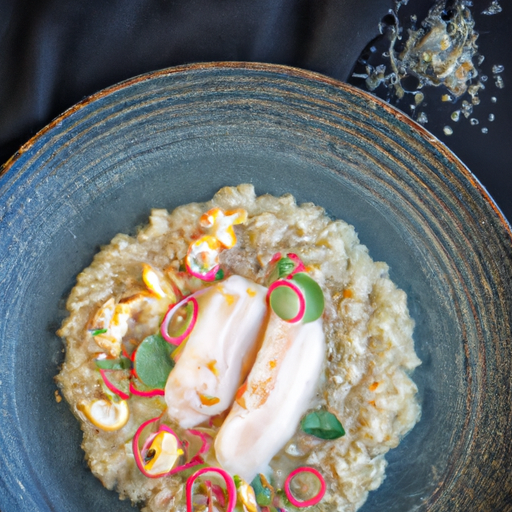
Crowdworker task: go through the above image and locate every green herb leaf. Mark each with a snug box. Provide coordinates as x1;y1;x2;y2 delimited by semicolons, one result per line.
276;489;296;509
134;333;175;390
301;410;345;440
250;474;273;506
267;256;296;285
291;272;324;323
95;356;132;370
215;268;225;281
277;257;296;279
91;328;108;336
233;475;243;489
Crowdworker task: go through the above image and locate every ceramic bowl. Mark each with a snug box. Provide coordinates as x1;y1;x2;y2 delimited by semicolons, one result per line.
1;63;511;511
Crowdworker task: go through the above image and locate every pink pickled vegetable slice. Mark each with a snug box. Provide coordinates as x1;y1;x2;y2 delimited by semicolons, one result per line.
187;429;212;455
284;467;326;507
210;483;227;508
161;296;199;345
266;252;306;285
186;235;222;281
186;261;220;282
99;369;131;400
133;417;183;478
286;253;306;274
129;381;165;397
267;279;306;323
269;252;282;264
186;467;236;512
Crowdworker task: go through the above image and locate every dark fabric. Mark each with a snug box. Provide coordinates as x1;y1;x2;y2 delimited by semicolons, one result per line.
1;0;512;221
0;0;391;161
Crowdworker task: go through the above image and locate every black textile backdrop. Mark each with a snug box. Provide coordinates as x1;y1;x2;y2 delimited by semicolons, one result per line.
0;0;391;160
1;0;512;220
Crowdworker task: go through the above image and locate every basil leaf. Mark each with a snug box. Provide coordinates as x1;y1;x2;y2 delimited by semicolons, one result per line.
95;356;132;370
134;333;175;390
301;410;345;440
250;474;272;506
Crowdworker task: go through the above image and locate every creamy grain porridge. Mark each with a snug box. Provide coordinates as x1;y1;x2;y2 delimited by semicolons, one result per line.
56;184;421;512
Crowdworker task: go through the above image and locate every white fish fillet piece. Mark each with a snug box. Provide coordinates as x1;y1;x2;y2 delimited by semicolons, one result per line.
165;275;268;428
215;311;325;481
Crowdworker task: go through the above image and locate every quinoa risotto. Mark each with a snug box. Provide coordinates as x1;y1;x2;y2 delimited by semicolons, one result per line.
56;184;421;512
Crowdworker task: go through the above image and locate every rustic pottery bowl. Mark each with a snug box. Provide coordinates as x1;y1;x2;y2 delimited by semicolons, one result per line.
1;63;511;511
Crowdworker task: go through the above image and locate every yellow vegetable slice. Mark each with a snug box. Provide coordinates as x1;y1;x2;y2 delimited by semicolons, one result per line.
142;264;174;299
79;399;129;431
144;431;183;475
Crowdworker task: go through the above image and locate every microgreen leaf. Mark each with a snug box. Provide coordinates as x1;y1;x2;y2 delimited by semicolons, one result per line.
301;410;345;440
95;356;132;370
91;328;108;336
277;257;296;279
250;474;273;506
267;256;296;285
134;333;175;390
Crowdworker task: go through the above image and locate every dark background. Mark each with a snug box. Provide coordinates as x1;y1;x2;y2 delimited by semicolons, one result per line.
1;0;511;221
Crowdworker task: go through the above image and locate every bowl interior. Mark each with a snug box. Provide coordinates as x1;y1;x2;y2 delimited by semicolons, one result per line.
1;63;511;511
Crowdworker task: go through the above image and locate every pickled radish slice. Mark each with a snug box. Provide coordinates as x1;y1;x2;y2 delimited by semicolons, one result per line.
134;419;183;478
79;399;129;431
161;297;198;345
185;235;222;281
129;381;165;397
99;369;131;400
268;280;305;323
265;252;306;285
284;467;326;507
186;467;236;512
287;253;306;274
